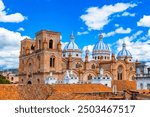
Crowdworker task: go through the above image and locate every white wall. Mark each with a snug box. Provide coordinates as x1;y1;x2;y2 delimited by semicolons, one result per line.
91;78;111;87
136;78;150;90
62;52;82;58
45;78;57;84
64;78;79;84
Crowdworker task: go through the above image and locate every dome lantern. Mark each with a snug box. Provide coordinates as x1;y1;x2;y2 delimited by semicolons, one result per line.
122;41;126;50
85;46;89;56
70;32;74;42
99;34;103;41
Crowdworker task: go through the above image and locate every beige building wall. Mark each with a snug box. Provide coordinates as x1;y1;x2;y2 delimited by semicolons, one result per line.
19;30;137;85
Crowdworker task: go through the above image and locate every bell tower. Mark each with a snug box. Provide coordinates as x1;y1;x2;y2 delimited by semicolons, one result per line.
35;30;63;75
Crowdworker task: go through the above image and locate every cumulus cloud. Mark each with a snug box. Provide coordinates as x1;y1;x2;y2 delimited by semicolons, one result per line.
77;31;89;36
61;42;68;50
17;27;25;32
103;27;132;37
82;45;94;60
137;15;150;27
0;27;30;69
115;30;150;62
122;12;135;17
148;29;150;37
115;24;119;27
80;3;137;30
116;27;131;33
0;0;26;23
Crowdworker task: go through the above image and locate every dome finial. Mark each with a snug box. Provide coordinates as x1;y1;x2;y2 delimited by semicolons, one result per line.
70;31;74;42
122;41;126;49
99;34;103;41
85;46;89;56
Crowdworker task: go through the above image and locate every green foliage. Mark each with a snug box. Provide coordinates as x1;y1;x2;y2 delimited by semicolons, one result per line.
0;75;10;84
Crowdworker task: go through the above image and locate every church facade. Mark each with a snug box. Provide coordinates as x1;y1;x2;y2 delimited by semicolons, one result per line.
19;30;137;85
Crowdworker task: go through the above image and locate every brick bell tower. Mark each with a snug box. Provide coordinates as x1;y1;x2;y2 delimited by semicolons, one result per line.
19;30;63;84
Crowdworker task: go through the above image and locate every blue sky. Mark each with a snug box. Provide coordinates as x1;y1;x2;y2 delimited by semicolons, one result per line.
0;0;150;69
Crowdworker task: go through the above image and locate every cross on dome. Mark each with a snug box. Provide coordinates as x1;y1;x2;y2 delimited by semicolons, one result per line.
70;32;74;42
99;34;103;41
122;41;126;50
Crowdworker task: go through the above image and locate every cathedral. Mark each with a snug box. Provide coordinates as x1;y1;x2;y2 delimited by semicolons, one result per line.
19;30;137;86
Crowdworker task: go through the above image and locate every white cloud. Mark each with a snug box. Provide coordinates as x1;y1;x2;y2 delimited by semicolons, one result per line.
0;0;26;23
61;42;68;50
122;12;135;17
82;45;94;60
115;24;119;27
116;27;131;34
17;27;25;32
77;31;89;36
103;27;132;37
137;15;150;27
80;3;137;30
0;27;30;69
148;29;150;37
83;45;94;53
115;31;150;62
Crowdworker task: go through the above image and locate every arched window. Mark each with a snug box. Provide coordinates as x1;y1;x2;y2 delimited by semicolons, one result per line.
118;66;123;80
28;81;32;84
76;63;80;68
88;74;92;80
22;60;24;71
140;83;143;89
31;45;34;50
50;57;55;67
147;84;150;89
11;77;14;81
39;40;41;49
29;63;32;73
49;40;53;49
22;47;25;55
91;64;95;69
37;56;40;69
37;79;40;84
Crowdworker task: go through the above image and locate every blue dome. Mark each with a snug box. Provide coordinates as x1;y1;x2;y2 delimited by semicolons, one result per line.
93;41;110;51
62;33;82;58
64;41;80;50
117;49;132;57
93;35;110;51
92;35;111;60
117;42;132;59
63;33;80;51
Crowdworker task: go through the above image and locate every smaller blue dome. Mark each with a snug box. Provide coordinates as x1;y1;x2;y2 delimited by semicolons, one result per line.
117;42;132;59
117;50;132;57
63;33;80;51
64;41;80;50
